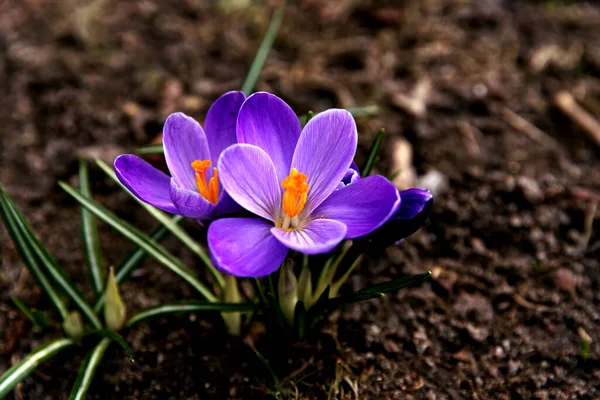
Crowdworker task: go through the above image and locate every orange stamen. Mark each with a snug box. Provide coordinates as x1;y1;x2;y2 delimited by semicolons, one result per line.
191;160;219;204
281;168;310;218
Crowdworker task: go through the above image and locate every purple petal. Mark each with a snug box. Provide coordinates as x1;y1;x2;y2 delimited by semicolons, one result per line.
291;109;357;216
338;166;361;189
270;219;347;255
394;188;433;221
169;179;214;220
211;189;243;217
237;92;301;183
313;175;400;239
208;218;288;277
163;112;211;191
204;91;246;165
218;144;281;222
114;155;178;214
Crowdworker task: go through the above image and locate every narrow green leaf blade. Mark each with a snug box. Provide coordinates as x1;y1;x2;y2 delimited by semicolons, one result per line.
0;338;74;398
87;330;133;361
126;301;258;328
134;144;164;155
96;159;224;289
59;181;218;302
361;128;385;177
327;272;431;311
4;195;102;329
93;221;175;314
0;191;69;320
241;5;284;95
11;297;49;330
68;338;111;400
79;158;105;297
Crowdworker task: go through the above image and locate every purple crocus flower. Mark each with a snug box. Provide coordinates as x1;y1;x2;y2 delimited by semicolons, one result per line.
113;91;246;221
207;92;401;277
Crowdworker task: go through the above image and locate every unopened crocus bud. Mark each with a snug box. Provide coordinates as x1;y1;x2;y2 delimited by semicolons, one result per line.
359;188;433;249
104;267;126;331
223;274;241;336
297;265;313;309
63;311;85;339
278;259;298;325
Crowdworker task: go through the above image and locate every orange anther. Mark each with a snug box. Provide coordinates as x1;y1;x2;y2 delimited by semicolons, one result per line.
281;168;310;218
191;160;219;204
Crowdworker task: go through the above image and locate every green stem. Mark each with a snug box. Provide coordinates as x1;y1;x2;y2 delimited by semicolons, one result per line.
329;254;364;298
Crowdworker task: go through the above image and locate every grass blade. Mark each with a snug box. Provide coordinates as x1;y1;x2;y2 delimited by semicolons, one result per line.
361;128;385;177
87;330;133;361
96;159;224;289
345;105;379;118
59;181;218;302
126;301;258;327
0;338;74;398
68;338;111;400
0;193;69;321
134;144;163;155
93;221;175;314
326;272;431;311
11;297;49;329
241;5;284;95
4;195;102;329
79;158;105;297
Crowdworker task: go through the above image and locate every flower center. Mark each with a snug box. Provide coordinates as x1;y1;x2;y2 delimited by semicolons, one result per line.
281;168;310;226
191;160;219;204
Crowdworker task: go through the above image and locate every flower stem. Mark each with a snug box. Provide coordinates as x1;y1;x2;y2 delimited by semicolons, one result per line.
222;274;241;336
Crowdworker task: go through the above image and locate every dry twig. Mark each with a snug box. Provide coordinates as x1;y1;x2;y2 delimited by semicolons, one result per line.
502;107;560;149
554;91;600;148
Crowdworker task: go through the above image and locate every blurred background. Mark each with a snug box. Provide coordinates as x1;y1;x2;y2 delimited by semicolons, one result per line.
1;0;599;398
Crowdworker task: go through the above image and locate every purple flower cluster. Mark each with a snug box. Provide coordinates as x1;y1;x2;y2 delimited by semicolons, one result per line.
114;91;432;278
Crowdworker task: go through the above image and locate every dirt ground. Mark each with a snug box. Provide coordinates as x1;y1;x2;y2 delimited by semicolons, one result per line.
1;0;599;398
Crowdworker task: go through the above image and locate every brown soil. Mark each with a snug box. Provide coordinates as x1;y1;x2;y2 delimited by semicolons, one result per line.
1;0;599;399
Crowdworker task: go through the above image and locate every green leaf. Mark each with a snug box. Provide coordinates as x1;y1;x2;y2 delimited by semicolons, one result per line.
96;159;224;289
326;272;431;312
241;5;284;95
79;158;105;297
293;301;307;339
3;194;102;329
59;181;218;302
135;144;164;155
0;338;74;398
0;191;69;320
92;221;175;314
11;297;49;330
68;338;111;400
298;105;379;126
361;128;385;177
87;329;133;361
125;301;258;328
344;105;380;118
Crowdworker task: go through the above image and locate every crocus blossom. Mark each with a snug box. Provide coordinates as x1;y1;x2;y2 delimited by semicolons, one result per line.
114;91;246;221
208;92;401;277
